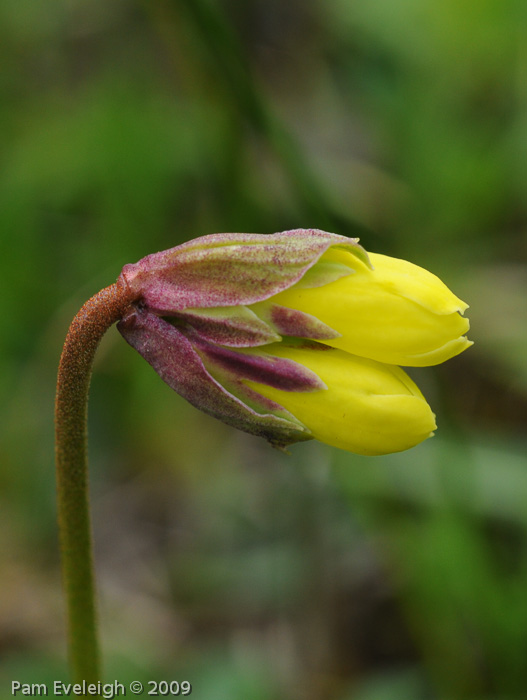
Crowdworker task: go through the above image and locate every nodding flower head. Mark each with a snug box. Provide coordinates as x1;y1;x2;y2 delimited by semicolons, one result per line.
118;229;471;455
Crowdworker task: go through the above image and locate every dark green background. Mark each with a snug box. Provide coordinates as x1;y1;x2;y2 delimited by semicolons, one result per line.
1;1;526;698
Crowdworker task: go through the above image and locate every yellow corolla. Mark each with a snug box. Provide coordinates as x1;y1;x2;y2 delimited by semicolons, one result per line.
257;248;471;367
242;340;437;456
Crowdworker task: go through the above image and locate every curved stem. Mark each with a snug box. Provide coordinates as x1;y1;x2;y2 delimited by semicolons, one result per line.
55;278;137;682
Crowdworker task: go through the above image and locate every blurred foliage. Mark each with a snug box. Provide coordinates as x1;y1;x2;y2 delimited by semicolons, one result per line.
1;0;527;698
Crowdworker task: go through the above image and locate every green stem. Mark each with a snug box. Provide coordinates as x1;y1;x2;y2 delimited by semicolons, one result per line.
55;278;136;682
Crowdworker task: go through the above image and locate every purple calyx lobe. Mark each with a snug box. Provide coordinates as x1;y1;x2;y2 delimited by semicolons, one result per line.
166;306;281;347
117;305;314;447
190;332;327;393
162;302;341;348
120;229;369;314
268;304;341;341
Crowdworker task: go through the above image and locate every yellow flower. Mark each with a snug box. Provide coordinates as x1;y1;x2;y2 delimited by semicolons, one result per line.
119;229;471;454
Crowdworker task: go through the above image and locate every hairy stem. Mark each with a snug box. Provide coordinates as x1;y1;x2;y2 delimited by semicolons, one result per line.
55;278;137;682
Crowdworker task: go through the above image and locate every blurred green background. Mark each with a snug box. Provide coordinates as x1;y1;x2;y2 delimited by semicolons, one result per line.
1;1;527;698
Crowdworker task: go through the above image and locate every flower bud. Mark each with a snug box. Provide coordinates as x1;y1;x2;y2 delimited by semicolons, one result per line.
118;229;471;453
262;248;471;366
239;340;437;456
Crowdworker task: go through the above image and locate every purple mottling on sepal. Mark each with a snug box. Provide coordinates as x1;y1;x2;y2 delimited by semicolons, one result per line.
169;306;280;347
233;383;287;412
117;305;312;447
269;305;341;341
120;229;369;314
192;335;327;392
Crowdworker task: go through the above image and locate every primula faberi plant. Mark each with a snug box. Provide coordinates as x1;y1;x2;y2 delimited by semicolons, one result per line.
55;229;471;681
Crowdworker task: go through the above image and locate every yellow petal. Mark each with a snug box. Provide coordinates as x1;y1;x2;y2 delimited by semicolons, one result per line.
244;342;437;456
267;251;471;366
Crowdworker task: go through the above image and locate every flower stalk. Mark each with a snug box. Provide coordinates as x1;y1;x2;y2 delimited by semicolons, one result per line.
55;278;137;682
